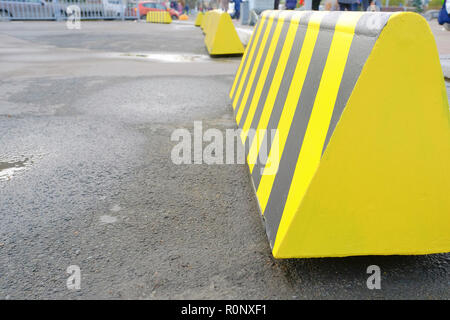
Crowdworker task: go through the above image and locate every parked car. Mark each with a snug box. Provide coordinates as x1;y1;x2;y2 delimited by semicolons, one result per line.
137;1;179;20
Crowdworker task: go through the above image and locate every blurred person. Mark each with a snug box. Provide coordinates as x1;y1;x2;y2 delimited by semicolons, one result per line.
297;0;323;9
360;0;369;10
438;0;450;30
274;0;280;9
232;0;241;19
338;0;356;10
324;0;339;10
374;0;381;10
367;0;380;10
286;0;297;9
179;0;185;11
220;0;229;11
312;0;321;9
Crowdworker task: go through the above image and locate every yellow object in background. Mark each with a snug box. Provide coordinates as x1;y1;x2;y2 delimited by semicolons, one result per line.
195;12;203;26
146;11;172;24
201;10;214;34
204;11;244;56
179;14;189;21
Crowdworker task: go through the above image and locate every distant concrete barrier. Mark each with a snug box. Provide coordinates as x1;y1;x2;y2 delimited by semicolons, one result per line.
201;10;214;33
146;11;172;24
203;11;244;56
235;27;253;46
195;12;204;26
230;10;450;258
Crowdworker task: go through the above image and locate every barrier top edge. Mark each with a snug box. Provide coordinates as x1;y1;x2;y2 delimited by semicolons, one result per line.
259;10;405;37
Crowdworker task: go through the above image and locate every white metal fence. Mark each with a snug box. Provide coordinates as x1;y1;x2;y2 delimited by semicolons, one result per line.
0;0;141;20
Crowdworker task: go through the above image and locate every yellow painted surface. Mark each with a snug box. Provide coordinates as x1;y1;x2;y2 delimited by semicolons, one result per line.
146;11;172;24
200;12;207;30
202;10;220;35
273;13;450;258
201;11;211;31
195;12;203;26
204;11;244;56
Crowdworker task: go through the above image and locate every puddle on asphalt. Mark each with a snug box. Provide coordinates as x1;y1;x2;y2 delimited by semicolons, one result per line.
114;52;210;63
173;24;196;30
108;52;236;63
99;215;118;224
0;157;32;181
110;204;122;212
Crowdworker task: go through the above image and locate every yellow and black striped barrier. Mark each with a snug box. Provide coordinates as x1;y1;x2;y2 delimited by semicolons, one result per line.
230;10;450;258
203;10;244;56
146;11;172;24
195;12;204;26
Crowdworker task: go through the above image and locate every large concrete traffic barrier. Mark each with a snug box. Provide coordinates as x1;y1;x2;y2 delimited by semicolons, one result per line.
200;10;212;32
195;12;204;26
146;11;172;24
203;11;244;56
230;10;450;258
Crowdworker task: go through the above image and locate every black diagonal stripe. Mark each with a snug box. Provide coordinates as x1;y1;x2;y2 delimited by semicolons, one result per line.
236;13;280;130
262;12;342;247
321;13;392;155
250;12;314;190
243;19;291;152
233;17;271;118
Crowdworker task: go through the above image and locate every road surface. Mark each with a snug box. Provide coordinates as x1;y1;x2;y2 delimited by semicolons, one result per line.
0;20;449;299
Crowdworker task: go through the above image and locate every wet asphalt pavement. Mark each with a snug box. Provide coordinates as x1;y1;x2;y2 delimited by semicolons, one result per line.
0;20;449;299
